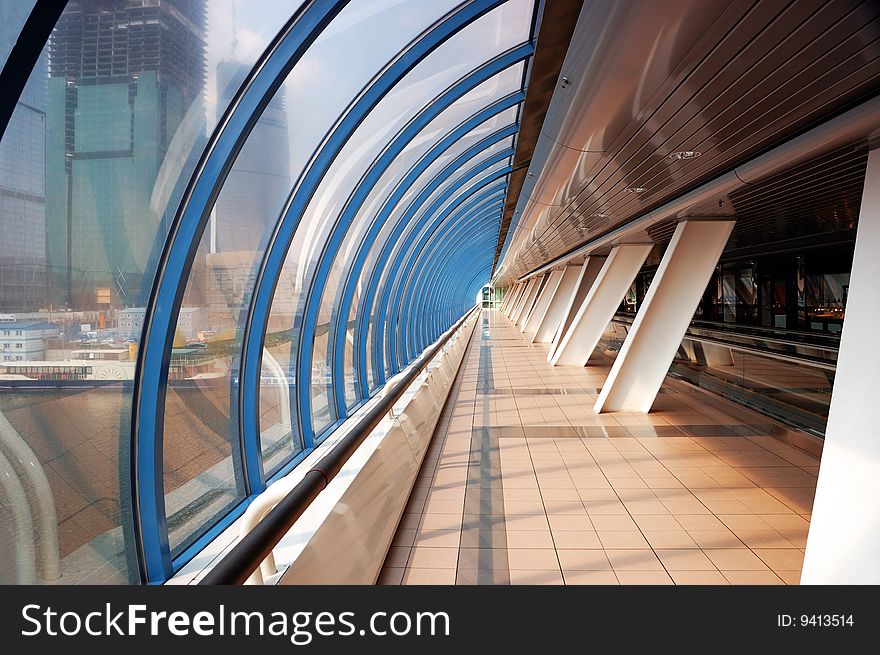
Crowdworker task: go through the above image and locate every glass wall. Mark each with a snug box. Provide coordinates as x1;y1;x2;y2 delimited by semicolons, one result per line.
611;240;856;438
0;0;538;584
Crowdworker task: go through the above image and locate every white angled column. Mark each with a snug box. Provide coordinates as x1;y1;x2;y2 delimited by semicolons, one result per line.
519;275;548;329
513;275;543;325
547;256;607;360
522;269;563;334
509;278;535;322
594;219;734;413
802;147;880;584
550;245;652;366
534;265;582;343
502;283;520;313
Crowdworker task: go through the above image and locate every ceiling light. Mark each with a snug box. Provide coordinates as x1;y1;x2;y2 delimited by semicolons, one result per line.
669;150;702;160
624;187;648;193
589;212;610;218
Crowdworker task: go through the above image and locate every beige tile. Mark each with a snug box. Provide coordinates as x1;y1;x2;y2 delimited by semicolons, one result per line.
597;531;650;549
414;528;461;548
548;514;594;531
506;548;560;570
552;530;603;549
506;530;555;549
419;513;464;531
407;547;459;569
563;570;619;585
655;549;716;571
377;568;404;585
590;515;638;531
776;570;802;585
384;546;411;568
632;514;681;531
704;548;771;571
643;530;699;549
722;570;784;585
402;568;457;585
605;549;664;571
751;548;805;571
687;530;744;549
509;569;564;585
505;514;551;531
615;570;674;585
392;528;417;547
669;570;729;585
557;549;612;571
674;514;727;530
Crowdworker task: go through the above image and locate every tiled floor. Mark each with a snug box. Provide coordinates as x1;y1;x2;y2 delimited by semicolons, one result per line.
378;309;820;585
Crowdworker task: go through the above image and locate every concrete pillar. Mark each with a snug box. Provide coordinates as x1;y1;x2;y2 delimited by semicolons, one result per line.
519;273;550;332
594;219;734;413
533;265;582;344
550;245;652;366
522;269;564;334
512;275;543;325
802;147;880;584
501;283;521;313
547;256;607;360
509;278;536;322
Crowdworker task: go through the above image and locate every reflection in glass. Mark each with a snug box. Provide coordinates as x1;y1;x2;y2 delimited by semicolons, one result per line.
0;0;295;583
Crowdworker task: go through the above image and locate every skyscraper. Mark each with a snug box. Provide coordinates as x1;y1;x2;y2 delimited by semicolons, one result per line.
45;0;207;309
0;1;47;312
205;59;291;327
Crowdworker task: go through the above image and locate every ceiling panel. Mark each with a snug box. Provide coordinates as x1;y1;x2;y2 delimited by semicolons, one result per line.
500;0;880;284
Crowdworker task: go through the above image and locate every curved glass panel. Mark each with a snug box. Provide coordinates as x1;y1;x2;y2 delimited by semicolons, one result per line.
0;0;298;584
319;66;525;406
0;0;300;583
162;0;452;555
0;1;37;72
375;157;511;376
266;0;531;437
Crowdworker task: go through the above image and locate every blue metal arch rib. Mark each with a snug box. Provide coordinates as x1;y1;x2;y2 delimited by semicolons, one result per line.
131;1;350;584
240;0;509;449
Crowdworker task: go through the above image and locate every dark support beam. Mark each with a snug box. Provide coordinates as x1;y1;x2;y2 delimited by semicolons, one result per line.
0;1;67;140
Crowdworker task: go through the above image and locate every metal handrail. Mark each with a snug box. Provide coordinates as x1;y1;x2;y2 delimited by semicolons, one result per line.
199;307;477;585
609;316;837;371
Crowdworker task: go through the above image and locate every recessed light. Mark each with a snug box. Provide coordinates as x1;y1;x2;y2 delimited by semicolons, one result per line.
624;187;648;193
669;150;702;160
576;226;590;232
589;212;610;218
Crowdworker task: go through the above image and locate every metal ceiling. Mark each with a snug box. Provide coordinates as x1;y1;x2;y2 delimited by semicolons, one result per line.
496;0;880;286
641;144;869;266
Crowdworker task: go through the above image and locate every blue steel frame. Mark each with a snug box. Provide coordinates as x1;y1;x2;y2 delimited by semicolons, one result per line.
130;0;350;584
364;159;512;381
404;197;504;348
378;164;513;375
352;117;520;390
375;176;509;380
332;88;531;398
240;0;509;455
398;203;502;359
409;212;502;351
334;89;526;399
320;44;534;417
423;238;497;344
406;219;500;356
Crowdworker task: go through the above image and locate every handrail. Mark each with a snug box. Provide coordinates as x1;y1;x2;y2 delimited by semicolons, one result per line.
200;306;478;585
609;316;837;371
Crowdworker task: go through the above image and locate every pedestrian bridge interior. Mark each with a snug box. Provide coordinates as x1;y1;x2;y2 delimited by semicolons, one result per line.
0;0;878;586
